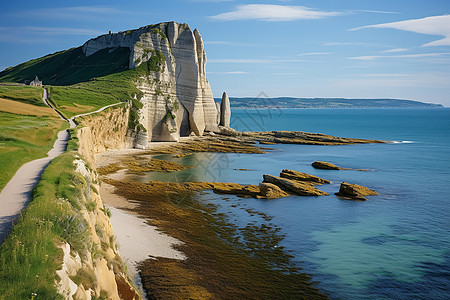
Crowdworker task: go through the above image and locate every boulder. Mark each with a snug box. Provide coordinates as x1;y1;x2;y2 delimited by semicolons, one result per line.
220;92;231;127
259;182;290;199
335;182;378;201
312;161;341;170
263;175;328;196
280;169;330;184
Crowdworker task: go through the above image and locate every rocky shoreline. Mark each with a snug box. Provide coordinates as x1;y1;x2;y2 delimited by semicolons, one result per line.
95;130;383;299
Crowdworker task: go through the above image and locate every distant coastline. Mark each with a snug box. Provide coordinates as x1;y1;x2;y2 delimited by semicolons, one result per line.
214;97;444;109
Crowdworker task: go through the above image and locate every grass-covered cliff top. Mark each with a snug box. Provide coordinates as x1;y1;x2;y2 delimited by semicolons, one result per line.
0;47;130;86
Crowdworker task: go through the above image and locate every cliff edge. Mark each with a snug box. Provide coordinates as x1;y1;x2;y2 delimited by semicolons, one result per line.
83;22;223;144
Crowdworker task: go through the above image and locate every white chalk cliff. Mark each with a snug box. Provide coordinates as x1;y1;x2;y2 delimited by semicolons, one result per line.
82;22;220;143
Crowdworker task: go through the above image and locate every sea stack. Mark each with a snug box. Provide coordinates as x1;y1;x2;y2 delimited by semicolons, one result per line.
220;91;231;127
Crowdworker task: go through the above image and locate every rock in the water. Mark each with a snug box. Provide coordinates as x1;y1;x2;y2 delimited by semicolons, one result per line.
335;182;378;201
213;183;260;198
280;169;330;184
220;92;231;127
312;161;341;170
259;182;290;199
263;175;328;196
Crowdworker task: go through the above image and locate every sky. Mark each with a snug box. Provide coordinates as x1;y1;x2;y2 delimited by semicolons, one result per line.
1;0;449;105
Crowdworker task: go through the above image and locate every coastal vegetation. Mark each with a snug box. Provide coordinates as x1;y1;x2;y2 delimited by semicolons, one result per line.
0;85;45;107
0;109;66;191
104;178;327;299
0;153;87;298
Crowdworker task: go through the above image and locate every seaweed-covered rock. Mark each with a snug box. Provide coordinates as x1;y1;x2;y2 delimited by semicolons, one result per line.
259;182;290;199
312;161;341;170
263;175;328;196
280;169;330;184
213;183;260;198
335;182;378;201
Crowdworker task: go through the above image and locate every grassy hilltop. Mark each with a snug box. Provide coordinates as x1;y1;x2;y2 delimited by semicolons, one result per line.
0;43;164;118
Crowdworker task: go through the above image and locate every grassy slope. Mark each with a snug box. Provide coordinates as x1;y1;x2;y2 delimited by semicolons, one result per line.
0;47;130;86
0;111;67;191
47;52;164;121
0;85;45;107
0;152;89;299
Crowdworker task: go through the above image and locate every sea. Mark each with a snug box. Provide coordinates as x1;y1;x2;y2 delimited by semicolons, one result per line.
135;108;450;299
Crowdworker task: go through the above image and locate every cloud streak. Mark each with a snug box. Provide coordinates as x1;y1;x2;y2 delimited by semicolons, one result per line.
356;9;400;15
350;15;450;47
11;6;122;19
210;4;341;21
348;52;450;60
0;26;102;36
298;52;332;56
207;71;249;74
208;58;320;63
382;48;409;53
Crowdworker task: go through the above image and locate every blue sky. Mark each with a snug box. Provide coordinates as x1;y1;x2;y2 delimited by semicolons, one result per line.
1;0;449;105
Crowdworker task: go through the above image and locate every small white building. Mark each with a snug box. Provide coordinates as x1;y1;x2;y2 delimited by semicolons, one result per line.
29;76;42;87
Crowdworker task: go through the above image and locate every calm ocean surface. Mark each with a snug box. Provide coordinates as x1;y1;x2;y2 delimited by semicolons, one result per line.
141;108;450;299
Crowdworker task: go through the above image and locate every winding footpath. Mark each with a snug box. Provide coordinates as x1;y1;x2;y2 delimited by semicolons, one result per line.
0;89;122;244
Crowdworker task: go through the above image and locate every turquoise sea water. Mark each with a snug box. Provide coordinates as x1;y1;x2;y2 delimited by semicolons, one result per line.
135;108;450;299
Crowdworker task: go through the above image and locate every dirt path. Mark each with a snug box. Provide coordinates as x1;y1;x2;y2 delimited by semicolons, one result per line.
0;89;122;244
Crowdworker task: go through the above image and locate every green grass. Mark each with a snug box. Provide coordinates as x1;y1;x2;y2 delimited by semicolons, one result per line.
0;47;130;86
0;85;45;106
0;152;90;299
47;50;165;120
0;111;67;191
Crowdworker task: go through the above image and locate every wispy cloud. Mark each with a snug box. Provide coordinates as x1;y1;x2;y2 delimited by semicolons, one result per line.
324;41;379;47
348;52;450;60
0;26;102;36
209;58;270;64
210;4;341;21
350;15;450;47
298;52;332;56
356;9;400;15
360;73;415;77
10;6;124;20
207;71;249;74
208;58;321;63
0;26;102;43
335;72;450;88
382;48;409;53
204;40;283;47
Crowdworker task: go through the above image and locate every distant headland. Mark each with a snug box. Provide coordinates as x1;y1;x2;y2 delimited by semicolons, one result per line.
215;97;444;109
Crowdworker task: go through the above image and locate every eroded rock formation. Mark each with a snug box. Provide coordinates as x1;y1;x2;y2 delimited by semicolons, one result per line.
280;169;330;184
335;182;378;200
82;22;219;142
263;174;328;196
220;92;231;127
312;161;341;170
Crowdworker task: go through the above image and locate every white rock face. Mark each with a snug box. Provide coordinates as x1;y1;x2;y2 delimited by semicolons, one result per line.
220;91;231;127
82;22;218;142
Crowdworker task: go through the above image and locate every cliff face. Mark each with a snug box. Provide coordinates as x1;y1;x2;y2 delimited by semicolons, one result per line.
56;157;140;300
76;104;131;165
54;107;141;299
82;22;220;142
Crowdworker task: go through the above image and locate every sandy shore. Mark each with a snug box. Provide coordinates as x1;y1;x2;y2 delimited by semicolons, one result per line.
96;151;186;292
